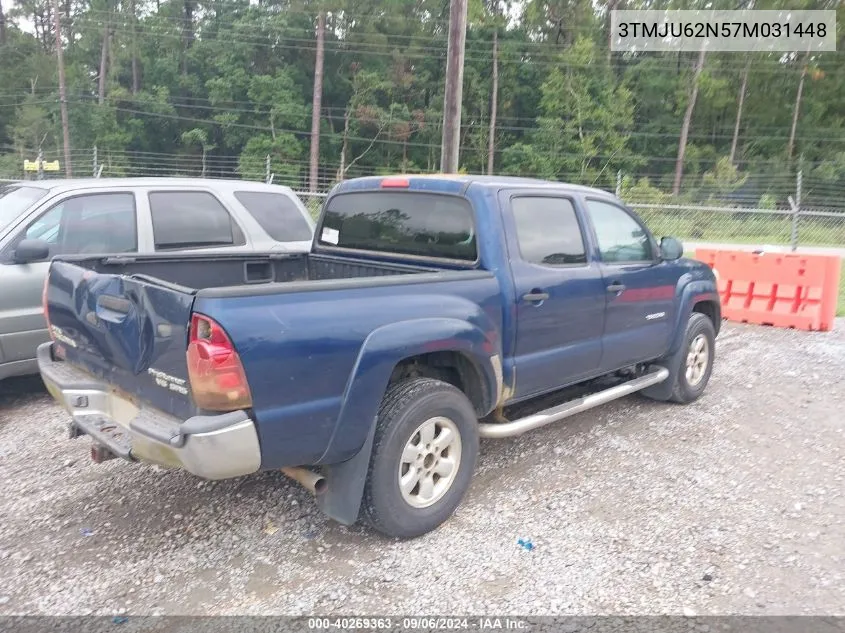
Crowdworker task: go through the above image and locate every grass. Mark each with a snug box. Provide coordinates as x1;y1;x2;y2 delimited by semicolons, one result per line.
636;208;845;248
839;262;845;317
635;208;845;318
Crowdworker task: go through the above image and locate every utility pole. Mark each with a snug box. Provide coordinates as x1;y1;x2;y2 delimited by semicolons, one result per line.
52;0;72;177
440;0;468;173
486;24;498;175
308;11;326;193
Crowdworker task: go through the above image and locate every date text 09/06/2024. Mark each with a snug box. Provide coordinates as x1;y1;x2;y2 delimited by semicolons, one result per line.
307;617;529;630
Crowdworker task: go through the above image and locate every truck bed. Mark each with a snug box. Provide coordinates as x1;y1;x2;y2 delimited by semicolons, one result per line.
43;251;494;425
68;251;441;294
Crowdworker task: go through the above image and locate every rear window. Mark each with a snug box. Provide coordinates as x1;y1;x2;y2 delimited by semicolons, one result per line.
318;192;477;262
233;191;313;242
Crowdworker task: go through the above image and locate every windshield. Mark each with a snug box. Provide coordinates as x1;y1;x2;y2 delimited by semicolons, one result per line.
0;184;47;233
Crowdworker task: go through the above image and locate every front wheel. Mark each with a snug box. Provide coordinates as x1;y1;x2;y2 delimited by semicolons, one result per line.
669;312;716;404
360;377;479;539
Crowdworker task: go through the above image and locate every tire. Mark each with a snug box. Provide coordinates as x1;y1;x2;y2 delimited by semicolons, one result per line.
668;312;716;404
360;377;479;539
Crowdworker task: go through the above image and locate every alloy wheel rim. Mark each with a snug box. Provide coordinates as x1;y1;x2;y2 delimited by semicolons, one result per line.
685;333;709;386
398;416;462;508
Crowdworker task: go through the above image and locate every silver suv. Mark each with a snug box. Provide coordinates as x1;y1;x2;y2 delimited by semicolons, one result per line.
0;177;315;381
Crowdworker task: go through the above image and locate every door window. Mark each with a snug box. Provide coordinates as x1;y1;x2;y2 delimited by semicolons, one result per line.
19;193;137;259
25;206;62;244
149;191;245;250
586;200;653;263
511;196;587;266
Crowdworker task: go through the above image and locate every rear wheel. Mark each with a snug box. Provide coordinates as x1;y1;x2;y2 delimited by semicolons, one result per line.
360;377;479;538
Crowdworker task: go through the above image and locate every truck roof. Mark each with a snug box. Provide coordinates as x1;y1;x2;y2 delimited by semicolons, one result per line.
332;174;617;198
9;177;299;195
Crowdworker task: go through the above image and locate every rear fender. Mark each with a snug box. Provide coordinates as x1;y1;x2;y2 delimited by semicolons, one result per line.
316;317;501;525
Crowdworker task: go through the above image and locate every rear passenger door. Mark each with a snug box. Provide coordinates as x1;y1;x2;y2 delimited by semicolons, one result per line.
583;198;677;370
502;192;606;399
146;190;250;252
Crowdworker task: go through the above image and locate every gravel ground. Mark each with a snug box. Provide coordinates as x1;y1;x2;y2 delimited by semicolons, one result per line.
0;320;843;617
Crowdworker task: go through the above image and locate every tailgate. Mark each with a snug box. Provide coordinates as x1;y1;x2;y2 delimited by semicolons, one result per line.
45;259;198;420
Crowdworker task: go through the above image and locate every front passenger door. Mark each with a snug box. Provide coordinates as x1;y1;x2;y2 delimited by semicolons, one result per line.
584;198;677;371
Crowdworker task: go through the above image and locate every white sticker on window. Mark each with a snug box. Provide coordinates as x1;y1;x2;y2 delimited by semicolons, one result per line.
321;227;339;245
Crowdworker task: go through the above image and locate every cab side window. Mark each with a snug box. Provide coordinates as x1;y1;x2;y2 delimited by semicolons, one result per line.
511;196;587;266
586;199;653;263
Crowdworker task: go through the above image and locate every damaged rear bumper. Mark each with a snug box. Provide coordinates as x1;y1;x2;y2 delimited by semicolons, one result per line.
36;342;261;480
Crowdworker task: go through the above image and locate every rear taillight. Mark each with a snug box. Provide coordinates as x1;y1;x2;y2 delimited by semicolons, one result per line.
186;313;253;411
42;274;55;342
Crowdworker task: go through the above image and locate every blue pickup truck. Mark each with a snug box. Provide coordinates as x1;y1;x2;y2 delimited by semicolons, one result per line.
38;175;720;538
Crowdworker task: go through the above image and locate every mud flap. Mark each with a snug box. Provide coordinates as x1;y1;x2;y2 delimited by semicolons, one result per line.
316;416;378;525
640;350;682;402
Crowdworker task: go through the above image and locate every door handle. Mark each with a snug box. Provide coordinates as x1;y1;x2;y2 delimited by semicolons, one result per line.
606;283;626;293
522;290;549;303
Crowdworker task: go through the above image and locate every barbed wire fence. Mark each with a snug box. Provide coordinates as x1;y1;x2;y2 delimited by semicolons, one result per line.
2;145;844;251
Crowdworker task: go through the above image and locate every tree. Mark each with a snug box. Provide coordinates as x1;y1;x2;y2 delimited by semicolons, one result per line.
0;0;7;46
181;128;214;176
0;0;842;214
502;37;637;186
787;49;810;161
729;59;750;166
672;47;706;196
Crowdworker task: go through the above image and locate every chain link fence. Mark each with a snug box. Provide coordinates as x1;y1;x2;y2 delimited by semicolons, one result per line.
627;204;845;251
3;146;844;251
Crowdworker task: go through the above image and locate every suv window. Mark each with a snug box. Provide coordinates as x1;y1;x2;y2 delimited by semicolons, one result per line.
511;196;586;266
233;191;312;242
586;199;653;263
149;191;245;250
319;192;476;261
20;193;137;258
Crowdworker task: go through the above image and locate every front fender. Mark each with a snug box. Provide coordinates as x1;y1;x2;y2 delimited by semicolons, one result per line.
668;279;721;356
318;317;501;465
640;278;720;403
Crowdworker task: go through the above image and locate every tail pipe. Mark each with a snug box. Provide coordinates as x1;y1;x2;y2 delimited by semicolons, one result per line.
281;467;328;496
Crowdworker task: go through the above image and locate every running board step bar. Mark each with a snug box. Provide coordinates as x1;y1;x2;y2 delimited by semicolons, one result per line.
478;366;670;439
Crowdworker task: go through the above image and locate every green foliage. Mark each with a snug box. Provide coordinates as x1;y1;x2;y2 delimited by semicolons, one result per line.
701;156;748;198
758;193;777;210
0;0;841;218
501;37;637;188
238;134;302;183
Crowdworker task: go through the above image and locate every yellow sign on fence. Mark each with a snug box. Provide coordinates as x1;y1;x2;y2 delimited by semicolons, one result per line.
23;159;61;172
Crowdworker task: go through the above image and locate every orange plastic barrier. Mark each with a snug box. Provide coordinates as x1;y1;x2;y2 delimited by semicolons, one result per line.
695;248;841;332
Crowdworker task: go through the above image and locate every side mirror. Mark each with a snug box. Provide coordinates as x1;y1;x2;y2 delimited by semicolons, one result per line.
14;239;50;264
660;236;684;261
